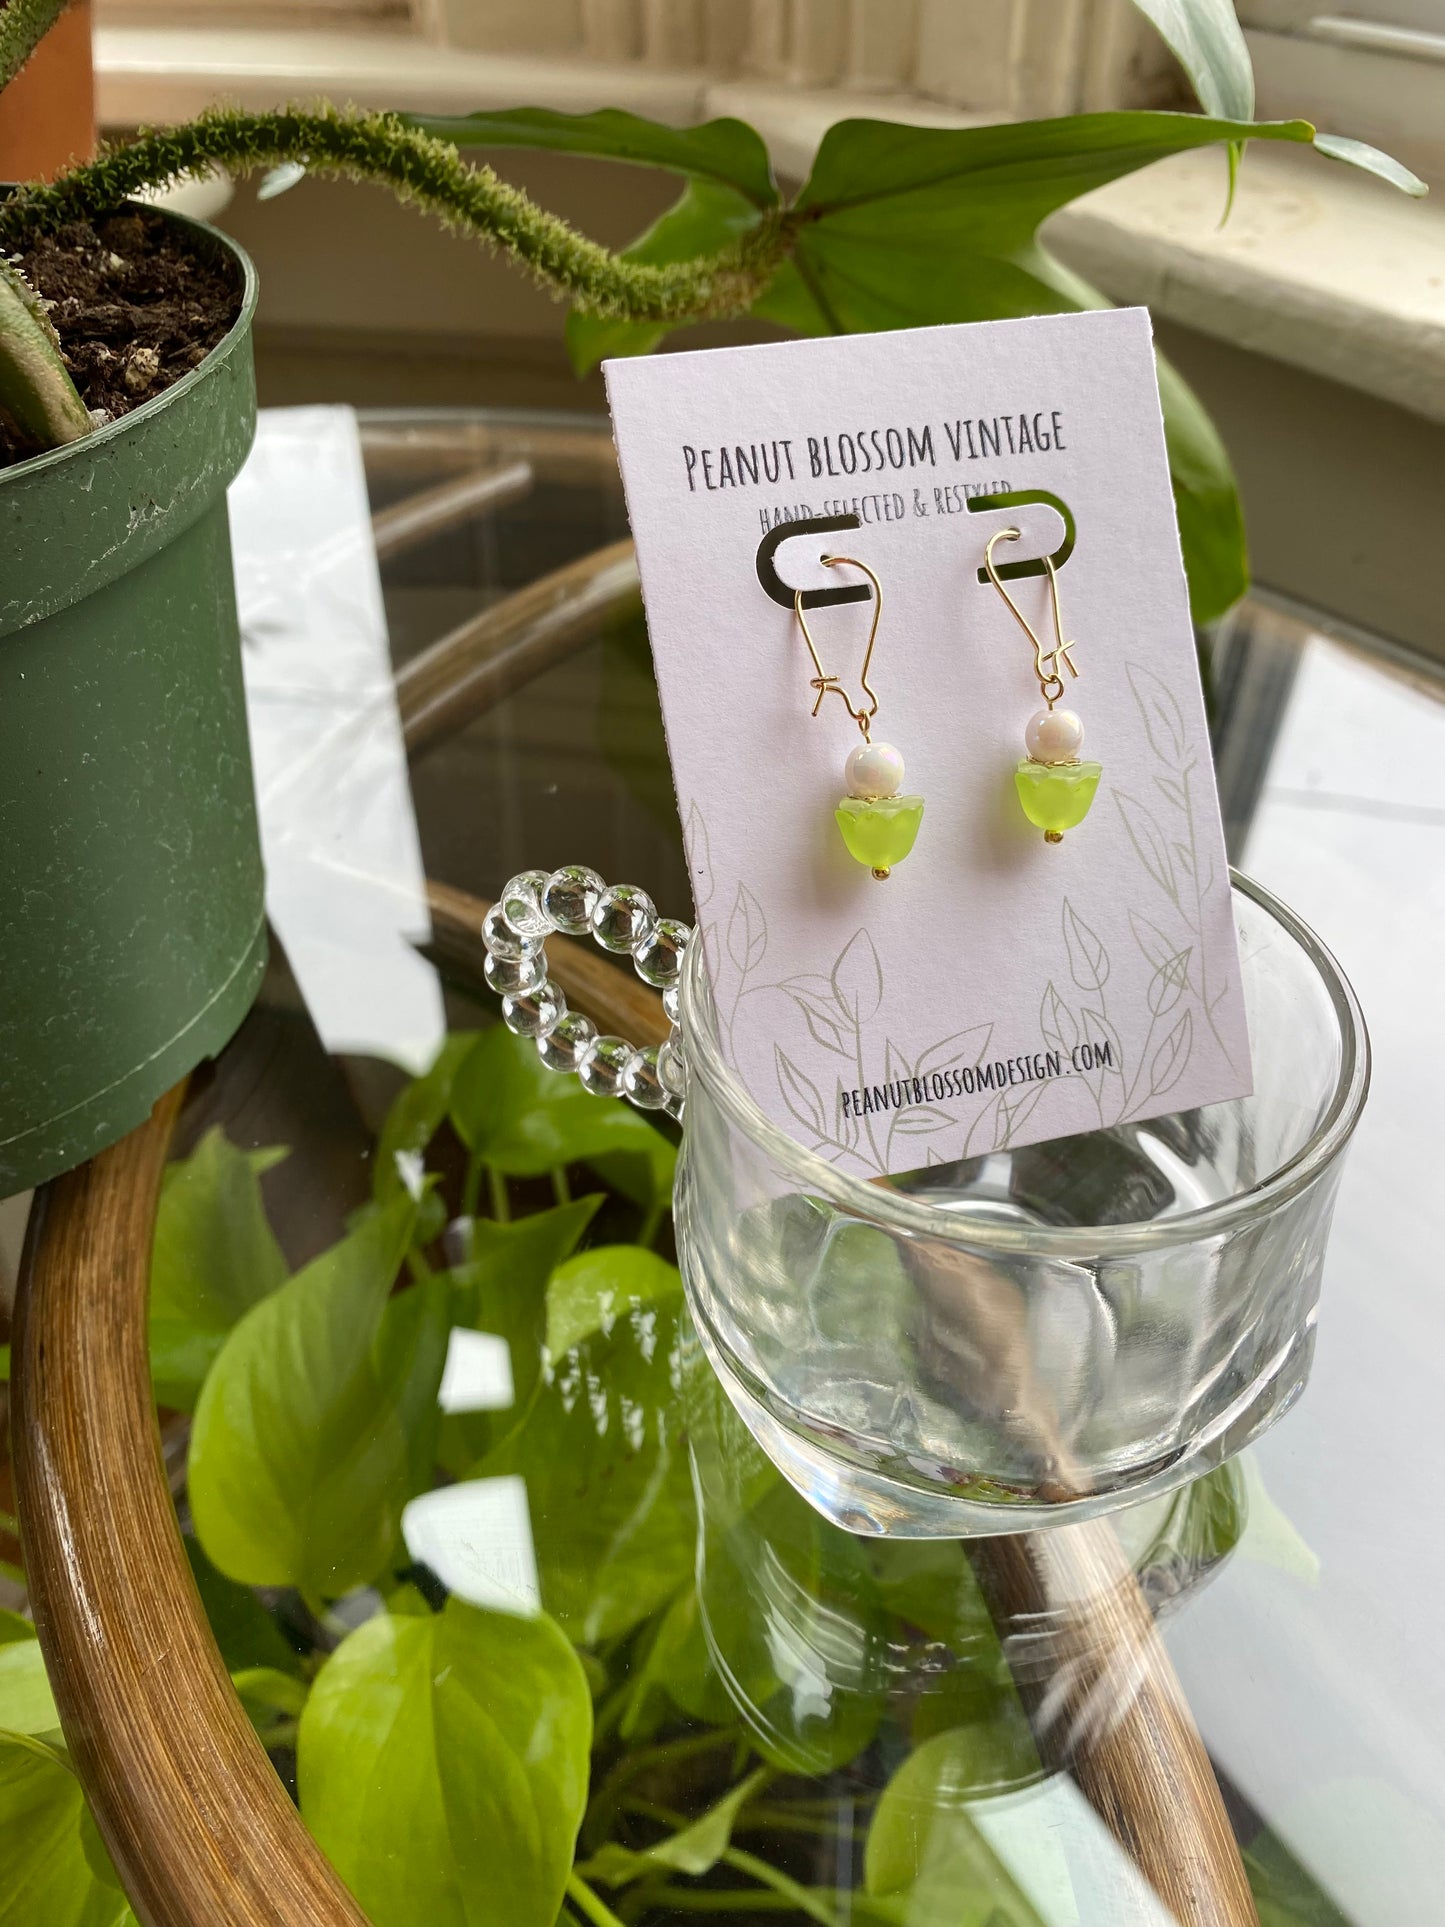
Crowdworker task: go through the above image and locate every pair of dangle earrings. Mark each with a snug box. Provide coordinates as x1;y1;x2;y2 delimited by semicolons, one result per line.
793;535;1102;879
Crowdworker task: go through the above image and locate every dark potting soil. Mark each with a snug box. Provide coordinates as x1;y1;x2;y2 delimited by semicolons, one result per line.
0;207;244;468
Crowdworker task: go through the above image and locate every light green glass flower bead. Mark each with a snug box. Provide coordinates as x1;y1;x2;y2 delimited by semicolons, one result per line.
835;795;925;876
836;739;923;879
1014;706;1101;844
1014;759;1102;841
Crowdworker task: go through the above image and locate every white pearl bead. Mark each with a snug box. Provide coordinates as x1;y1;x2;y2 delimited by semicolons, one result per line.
1025;707;1084;763
845;740;904;800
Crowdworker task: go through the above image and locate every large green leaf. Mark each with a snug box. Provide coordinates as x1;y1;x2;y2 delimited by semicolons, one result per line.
584;1767;770;1886
865;1727;1049;1927
449;1026;675;1189
478;1255;692;1643
298;1598;590;1927
400;105;778;209
188;1196;448;1599
1245;1824;1354;1927
777;111;1320;620
0;1632;59;1742
0;1734;135;1927
184;1538;303;1677
1129;0;1254;119
437;1194;603;1473
584;110;1310;620
544;1245;682;1357
1313;132;1426;196
790;110;1308;226
1155;346;1249;622
374;1031;478;1205
148;1130;289;1412
696;1479;887;1775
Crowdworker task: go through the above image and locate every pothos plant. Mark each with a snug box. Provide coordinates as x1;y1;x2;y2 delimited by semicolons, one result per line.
0;1021;1331;1927
0;0;1425;620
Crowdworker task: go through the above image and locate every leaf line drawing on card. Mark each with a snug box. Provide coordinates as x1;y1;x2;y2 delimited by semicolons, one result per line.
737;921;1002;1174
682;800;715;914
1120;660;1242;1085
1054;896;1126;1131
776;927;889;1168
1052;888;1198;1126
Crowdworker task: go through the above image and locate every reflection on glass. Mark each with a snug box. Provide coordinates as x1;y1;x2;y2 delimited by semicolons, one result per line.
400;1477;541;1616
688;1353;1244;1791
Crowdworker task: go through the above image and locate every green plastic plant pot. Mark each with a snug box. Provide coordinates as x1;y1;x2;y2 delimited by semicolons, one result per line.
0;206;265;1197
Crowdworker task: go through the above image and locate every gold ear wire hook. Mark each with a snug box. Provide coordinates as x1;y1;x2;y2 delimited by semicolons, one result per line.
984;528;1080;710
793;553;883;740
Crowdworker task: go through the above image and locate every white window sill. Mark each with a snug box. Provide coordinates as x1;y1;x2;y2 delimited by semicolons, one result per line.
1047;140;1445;428
96;28;1445;426
715;80;1445;429
94;24;708;122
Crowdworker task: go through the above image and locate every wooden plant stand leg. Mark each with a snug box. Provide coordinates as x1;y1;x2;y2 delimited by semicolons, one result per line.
968;1522;1258;1927
11;1086;369;1927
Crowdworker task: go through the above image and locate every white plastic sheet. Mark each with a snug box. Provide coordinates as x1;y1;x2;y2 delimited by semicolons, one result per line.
228;406;445;1074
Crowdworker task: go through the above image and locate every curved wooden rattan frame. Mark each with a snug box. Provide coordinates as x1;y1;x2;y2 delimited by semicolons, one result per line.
10;467;1260;1926
11;1087;370;1927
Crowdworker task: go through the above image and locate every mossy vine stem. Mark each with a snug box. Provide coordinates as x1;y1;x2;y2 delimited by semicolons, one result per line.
0;105;797;325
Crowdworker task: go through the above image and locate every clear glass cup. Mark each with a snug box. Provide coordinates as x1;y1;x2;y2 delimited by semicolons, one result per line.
685;1349;1247;1783
674;871;1369;1537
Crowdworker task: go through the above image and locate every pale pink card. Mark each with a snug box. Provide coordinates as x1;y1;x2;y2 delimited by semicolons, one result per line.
606;310;1252;1177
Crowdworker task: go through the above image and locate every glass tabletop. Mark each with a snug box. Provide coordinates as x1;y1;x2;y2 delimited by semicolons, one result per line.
155;406;1445;1927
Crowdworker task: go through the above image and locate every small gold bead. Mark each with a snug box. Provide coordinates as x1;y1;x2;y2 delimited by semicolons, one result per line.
871;866;891;881
1044;830;1064;845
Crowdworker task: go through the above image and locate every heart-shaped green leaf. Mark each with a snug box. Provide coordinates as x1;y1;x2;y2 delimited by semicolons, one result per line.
584;1766;771;1886
0;1627;59;1741
184;1538;303;1677
0;1733;136;1927
478;1256;692;1643
697;1479;888;1775
590;108;1323;621
148;1130;289;1412
770;110;1320;621
865;1727;1049;1925
400;105;777;208
544;1245;681;1357
189;1195;448;1599
450;1026;675;1188
374;1031;479;1205
438;1193;603;1472
298;1599;590;1927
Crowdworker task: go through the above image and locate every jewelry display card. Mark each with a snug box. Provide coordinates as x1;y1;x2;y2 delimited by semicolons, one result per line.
605;309;1252;1177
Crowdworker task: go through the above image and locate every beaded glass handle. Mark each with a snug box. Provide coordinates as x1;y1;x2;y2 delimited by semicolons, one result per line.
482;867;690;1117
